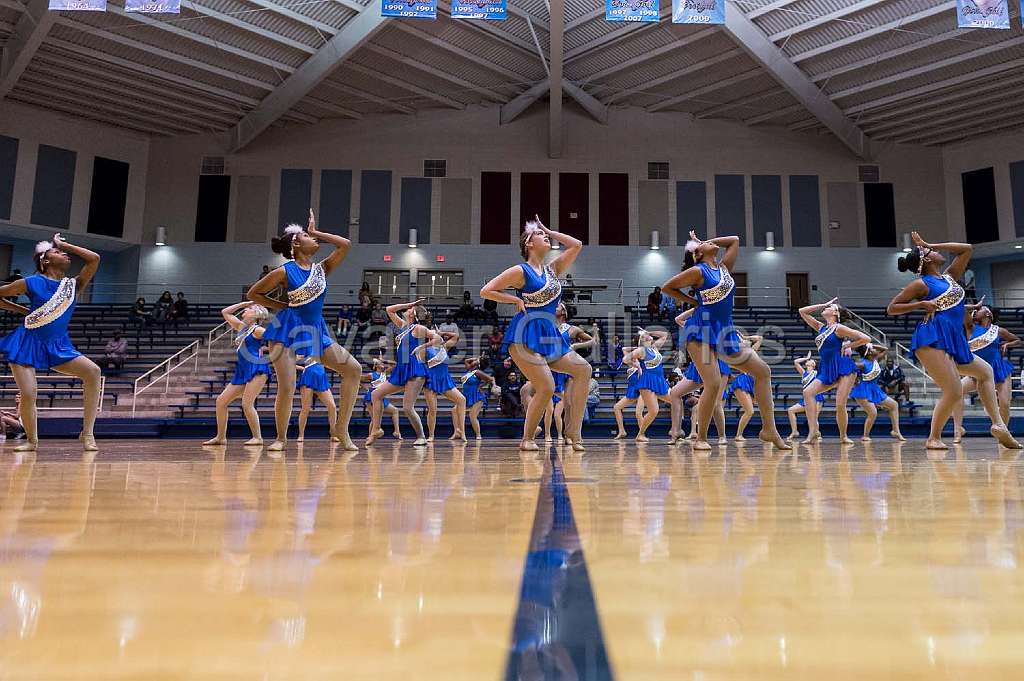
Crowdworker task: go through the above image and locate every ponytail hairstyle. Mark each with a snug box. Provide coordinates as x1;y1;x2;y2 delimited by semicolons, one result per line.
412;304;429;324
246;304;270;325
34;240;53;273
683;239;702;270
897;247;922;275
271;224;303;259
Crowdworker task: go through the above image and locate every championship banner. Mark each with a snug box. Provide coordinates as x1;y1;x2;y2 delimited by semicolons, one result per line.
125;0;181;12
606;0;659;23
382;0;437;18
672;0;724;23
957;0;1009;28
452;0;506;20
48;0;106;10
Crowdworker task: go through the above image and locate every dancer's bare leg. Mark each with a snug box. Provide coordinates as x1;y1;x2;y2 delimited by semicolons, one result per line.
686;341;723;451
729;349;789;449
297;389;313;441
857;398;877;441
444;388;467;440
881;397;905;440
366;382;402;446
54;355;102;450
321;343;361;450
240;374;268;444
268;343;297;451
734;390;754;441
10;364;38;451
958;356;1021;448
424;390;438;441
547;351;592;451
834;374;857;444
509;345;555;451
636;390;659;441
205;384;244;445
915;346;966;450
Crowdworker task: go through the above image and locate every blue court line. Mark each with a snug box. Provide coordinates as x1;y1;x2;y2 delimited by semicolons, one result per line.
504;449;615;681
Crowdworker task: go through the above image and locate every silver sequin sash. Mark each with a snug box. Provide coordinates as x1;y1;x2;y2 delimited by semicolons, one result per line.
970;325;999;352
801;370;817;388
862;361;881;382
287;262;326;307
699;265;734;306
521;265;562;308
815;324;837;351
643;348;663;370
426;346;448;369
931;274;965;312
24;277;76;330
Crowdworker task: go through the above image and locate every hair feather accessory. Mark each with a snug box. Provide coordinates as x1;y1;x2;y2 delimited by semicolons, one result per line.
283;224;303;237
685;239;701;253
34;240;53;255
523;220;543;235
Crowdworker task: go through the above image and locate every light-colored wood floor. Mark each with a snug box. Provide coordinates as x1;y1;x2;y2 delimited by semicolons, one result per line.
2;438;1023;680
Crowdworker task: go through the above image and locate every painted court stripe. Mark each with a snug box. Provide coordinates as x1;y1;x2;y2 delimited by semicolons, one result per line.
504;450;615;681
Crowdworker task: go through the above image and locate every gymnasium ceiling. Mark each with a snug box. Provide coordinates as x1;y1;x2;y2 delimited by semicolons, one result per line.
1;0;1023;155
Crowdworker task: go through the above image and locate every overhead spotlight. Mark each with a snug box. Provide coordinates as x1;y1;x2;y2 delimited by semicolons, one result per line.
1016;244;1023;250
155;226;167;246
902;233;912;252
765;231;775;251
650;230;660;250
408;228;417;248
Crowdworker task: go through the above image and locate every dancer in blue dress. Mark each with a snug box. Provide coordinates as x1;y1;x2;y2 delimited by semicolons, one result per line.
480;216;592;451
661;230;789;450
295;358;336;442
0;234;102;452
521;303;595;442
665;307;729;444
785;353;827;441
798;298;871;444
364;299;441;447
850;345;905;441
459;356;495;440
414;313;466;442
952;300;1021;440
623;329;670;441
203;302;272;446
362;359;402;439
248;210;362;451
725;334;764;442
887;232;1020;449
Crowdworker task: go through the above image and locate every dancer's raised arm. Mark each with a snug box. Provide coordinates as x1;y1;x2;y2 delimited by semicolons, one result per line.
306;209;351;274
53;234;100;290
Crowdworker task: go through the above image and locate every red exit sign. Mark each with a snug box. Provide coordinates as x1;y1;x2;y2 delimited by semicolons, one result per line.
383;255;392;263
436;255;445;262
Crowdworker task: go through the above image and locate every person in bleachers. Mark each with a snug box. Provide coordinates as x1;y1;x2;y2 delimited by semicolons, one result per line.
646;286;663;321
481;297;499;325
335;305;352;338
608;335;624;380
171;292;190;324
98;333;128;372
880;358;910;404
438;315;459;335
585;318;601;362
0;233;102;451
1;392;25;439
370;302;387;326
130;297;153;327
454;291;479;322
494;356;513;388
888;231;1020;450
154;290;174;323
585;369;601;423
358;281;374;308
501;371;524;417
660;294;677;321
355;301;371;332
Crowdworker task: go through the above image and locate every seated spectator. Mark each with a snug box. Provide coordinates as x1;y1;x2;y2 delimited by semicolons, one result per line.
154;291;174;323
481;298;498;325
130;297;153;327
1;392;24;440
646;286;663;321
370;302;387;326
501;371;524;417
335;305;353;337
494;357;513;388
454;291;479;322
586;318;601;363
586;369;601;422
660;294;677;319
487;327;503;360
99;333;128;372
171;292;190;324
356;303;372;332
880;358;910;403
438;315;459;335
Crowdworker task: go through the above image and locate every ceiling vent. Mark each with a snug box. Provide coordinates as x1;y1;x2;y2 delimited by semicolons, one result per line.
648;162;669;180
201;156;226;175
858;165;880;183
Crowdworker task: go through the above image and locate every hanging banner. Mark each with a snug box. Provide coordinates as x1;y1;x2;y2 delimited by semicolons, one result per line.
606;0;659;23
125;0;180;12
452;0;506;19
672;0;724;24
382;0;437;18
48;0;106;10
957;0;1009;28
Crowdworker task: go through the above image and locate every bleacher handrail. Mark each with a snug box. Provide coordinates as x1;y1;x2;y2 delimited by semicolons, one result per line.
132;340;200;417
206;321;232;361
